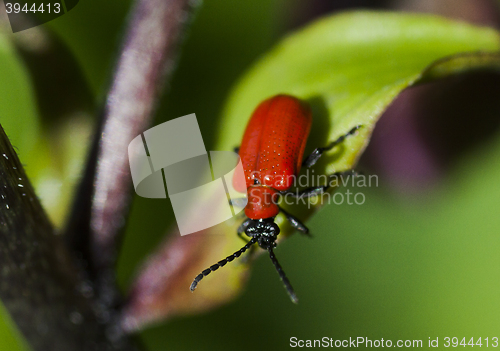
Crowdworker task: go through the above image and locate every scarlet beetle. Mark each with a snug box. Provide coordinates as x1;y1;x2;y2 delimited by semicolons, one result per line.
190;94;361;302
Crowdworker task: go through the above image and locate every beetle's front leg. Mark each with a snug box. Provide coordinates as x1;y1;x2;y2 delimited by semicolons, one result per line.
237;218;256;263
237;218;252;242
229;197;248;221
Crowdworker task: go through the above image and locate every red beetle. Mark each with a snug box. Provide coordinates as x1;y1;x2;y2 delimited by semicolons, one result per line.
190;95;360;302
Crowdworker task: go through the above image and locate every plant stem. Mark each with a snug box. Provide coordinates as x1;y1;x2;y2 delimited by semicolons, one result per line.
65;0;199;312
0;126;135;351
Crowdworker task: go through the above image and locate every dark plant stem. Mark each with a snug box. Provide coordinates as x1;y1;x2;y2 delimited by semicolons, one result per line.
65;0;199;317
1;0;198;347
0;126;135;351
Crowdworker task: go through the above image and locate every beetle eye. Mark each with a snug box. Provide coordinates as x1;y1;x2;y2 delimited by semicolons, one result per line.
245;224;259;235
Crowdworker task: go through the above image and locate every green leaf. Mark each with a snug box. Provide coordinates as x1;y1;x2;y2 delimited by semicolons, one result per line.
124;11;500;324
0;32;40;351
219;11;500;167
0;30;94;227
0;34;40;164
216;12;500;300
0;303;28;351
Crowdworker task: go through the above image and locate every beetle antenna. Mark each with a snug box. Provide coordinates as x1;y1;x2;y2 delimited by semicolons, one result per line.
190;237;258;291
267;246;298;303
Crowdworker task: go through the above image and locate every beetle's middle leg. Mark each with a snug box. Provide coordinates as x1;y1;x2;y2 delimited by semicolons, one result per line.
278;206;310;237
281;170;358;199
302;125;362;168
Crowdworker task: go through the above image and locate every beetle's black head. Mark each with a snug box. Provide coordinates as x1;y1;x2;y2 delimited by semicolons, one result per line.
244;218;280;249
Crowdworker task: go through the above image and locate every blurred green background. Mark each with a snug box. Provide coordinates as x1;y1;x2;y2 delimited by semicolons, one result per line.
1;0;500;350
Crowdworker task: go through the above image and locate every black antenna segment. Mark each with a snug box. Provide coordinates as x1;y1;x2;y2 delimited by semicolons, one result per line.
267;246;298;303
190;237;258;291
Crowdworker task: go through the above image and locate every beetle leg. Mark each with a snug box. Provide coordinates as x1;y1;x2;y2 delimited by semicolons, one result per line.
237;218;252;236
229;197;247;208
302;125;362;168
279;206;311;237
282;170;360;198
237;218;256;263
286;185;328;198
229;198;248;220
233;146;240;154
